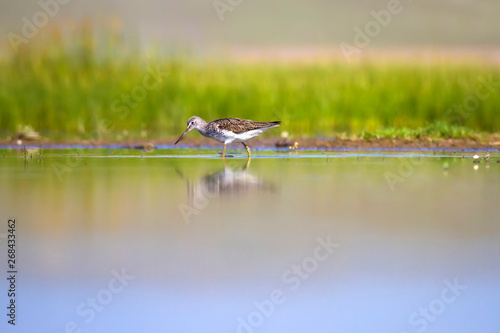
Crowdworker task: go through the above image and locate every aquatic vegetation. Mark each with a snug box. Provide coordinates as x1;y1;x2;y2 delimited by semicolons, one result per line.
1;23;499;140
359;121;477;139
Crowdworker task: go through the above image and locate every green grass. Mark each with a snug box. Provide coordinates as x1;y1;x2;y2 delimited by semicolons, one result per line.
359;122;477;140
1;25;499;140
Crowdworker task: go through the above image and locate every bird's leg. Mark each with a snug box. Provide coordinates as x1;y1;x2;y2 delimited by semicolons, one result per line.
221;144;227;158
242;142;251;158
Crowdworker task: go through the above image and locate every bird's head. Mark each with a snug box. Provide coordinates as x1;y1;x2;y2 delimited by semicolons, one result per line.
175;116;205;145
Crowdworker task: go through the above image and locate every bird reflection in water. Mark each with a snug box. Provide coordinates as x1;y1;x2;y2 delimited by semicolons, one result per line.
178;158;276;207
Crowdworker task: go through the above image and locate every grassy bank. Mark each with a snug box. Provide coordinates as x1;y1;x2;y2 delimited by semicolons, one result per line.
1;25;499;141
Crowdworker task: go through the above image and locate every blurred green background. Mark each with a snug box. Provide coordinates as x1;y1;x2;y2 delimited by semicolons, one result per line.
1;0;499;140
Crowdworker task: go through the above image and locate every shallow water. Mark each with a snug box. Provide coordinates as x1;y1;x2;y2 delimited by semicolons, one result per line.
1;147;499;333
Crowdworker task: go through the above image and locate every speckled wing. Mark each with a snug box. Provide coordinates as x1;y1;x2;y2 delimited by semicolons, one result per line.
211;118;281;134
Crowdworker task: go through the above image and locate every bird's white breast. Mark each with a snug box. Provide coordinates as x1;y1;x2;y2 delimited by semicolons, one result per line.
199;125;276;144
224;128;268;144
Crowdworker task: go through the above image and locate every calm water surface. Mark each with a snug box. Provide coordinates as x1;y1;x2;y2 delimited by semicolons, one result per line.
0;148;499;333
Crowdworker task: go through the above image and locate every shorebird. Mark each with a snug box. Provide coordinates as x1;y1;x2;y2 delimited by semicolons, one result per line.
174;116;280;158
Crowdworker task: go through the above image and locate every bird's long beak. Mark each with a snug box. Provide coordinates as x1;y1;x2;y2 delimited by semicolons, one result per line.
175;126;192;145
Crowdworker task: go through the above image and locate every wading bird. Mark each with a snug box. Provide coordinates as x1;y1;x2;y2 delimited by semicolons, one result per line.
175;116;280;158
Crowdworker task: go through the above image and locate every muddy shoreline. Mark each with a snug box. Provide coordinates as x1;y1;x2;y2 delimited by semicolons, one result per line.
2;135;500;150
